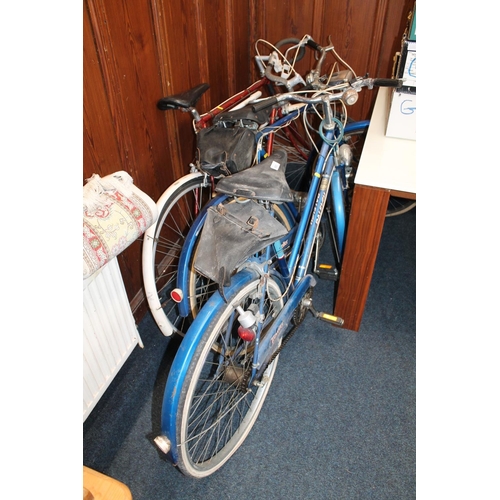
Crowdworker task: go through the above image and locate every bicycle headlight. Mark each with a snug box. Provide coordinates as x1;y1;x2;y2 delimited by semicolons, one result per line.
339;144;353;167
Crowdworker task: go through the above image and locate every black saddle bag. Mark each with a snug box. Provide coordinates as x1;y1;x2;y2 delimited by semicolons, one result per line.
196;104;271;178
196;126;256;178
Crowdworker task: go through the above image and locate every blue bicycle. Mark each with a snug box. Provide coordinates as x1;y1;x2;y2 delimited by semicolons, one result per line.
152;54;401;476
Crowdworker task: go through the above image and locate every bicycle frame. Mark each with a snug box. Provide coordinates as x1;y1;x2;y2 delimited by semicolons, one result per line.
250;128;341;375
194;77;272;130
161;120;353;464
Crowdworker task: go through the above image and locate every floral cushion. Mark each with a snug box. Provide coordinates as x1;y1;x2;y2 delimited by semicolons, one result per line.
83;171;157;279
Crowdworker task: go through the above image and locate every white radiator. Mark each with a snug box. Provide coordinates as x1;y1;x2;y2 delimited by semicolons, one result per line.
83;257;143;421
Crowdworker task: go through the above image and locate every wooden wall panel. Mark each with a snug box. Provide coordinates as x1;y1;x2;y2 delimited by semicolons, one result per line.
153;0;205;182
84;0;175;318
83;0;414;322
152;0;252;180
250;0;414;121
83;4;121;176
204;2;233;104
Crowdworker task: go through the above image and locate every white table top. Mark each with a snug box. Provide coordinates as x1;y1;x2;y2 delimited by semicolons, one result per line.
354;87;416;194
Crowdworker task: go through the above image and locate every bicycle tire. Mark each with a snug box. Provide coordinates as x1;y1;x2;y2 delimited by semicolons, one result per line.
385;197;416;217
142;173;215;337
173;276;284;477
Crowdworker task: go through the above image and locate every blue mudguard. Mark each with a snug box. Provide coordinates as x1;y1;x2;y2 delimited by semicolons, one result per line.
177;194;228;317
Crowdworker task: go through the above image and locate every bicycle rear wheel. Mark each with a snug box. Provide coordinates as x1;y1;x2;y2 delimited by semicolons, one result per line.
142;173;216;336
173;277;284;477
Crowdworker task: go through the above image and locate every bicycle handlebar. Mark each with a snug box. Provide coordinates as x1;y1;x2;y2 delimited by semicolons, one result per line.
305;38;322;52
301;37;402;92
251;76;402;113
372;78;402;87
260;36;324;90
252;96;280;113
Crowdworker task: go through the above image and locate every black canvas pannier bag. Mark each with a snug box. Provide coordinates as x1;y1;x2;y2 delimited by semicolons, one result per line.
194;200;288;286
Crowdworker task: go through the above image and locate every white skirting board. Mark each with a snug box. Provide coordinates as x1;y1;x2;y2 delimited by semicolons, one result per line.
83;257;143;422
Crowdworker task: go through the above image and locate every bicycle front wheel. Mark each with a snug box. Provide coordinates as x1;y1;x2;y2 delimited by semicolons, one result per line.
142;173;215;336
173;277;284;477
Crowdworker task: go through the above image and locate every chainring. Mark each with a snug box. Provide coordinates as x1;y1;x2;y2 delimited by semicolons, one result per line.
292;287;313;326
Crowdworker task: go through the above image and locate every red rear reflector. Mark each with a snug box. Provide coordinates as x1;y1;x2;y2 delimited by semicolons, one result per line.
238;326;255;342
170;288;183;303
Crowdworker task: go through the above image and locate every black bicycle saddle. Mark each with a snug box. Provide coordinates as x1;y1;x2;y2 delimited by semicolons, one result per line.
157;83;210;110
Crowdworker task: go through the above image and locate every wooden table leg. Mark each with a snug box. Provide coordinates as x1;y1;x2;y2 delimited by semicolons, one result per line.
333;184;389;331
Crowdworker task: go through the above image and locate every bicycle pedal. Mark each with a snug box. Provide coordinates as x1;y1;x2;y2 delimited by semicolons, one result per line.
315;263;339;281
317;311;344;327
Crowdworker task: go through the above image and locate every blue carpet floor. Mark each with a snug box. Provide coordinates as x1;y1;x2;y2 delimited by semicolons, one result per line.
83;207;416;499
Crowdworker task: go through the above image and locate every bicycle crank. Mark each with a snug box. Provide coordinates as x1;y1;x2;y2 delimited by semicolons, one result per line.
307;301;344;327
293;288;344;327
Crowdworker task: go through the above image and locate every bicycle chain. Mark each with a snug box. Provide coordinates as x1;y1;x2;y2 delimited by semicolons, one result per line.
239;322;301;391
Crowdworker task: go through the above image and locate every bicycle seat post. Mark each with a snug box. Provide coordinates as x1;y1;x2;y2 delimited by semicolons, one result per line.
186;106;201;122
